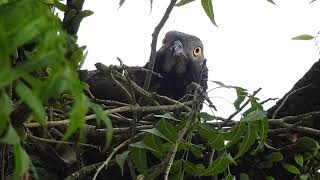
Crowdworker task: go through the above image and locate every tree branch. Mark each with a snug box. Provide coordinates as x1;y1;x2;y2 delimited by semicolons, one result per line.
143;0;178;91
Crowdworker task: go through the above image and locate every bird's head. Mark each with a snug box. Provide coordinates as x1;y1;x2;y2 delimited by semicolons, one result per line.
155;31;206;75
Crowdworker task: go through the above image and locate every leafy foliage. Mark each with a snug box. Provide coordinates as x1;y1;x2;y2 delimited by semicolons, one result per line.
292;34;315;40
1;0;320;180
0;0;108;178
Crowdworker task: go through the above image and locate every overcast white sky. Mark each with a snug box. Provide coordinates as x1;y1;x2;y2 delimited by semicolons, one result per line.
77;0;320;117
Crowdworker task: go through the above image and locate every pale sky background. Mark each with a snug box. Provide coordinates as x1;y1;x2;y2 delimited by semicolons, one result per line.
77;0;320;117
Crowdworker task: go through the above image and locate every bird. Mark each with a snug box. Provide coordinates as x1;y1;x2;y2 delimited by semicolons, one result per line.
80;31;208;102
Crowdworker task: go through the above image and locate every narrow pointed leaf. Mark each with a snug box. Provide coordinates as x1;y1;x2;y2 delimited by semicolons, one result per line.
155;119;178;143
130;141;158;152
203;153;229;175
281;162;301;175
130;148;148;174
116;150;131;175
234;87;247;110
183;161;204;176
294;153;304;167
142;128;172;144
252;117;269;154
240;109;266;122
15;81;46;123
119;0;125;8
225;121;246;148
0;125;20;144
176;0;195;6
267;0;276;5
235;121;259;159
13;145;30;179
201;0;217;26
265;152;283;162
292;34;314;40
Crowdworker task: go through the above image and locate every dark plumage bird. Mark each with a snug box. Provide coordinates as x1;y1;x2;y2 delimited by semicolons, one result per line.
80;31;208;102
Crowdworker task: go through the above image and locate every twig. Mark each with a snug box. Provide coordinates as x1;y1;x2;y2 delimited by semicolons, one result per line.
96;62;162;107
93;99;129;107
27;134;100;149
270;110;320;124
272;84;311;119
116;57;163;78
148;89;202;179
65;162;105;180
143;0;178;91
110;69;132;102
260;98;278;105
269;119;320;136
223;88;262;126
25;101;194;128
118;58;139;141
92;139;130;180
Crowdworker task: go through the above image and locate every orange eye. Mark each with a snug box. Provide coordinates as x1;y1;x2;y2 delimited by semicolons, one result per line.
162;38;166;47
193;47;202;57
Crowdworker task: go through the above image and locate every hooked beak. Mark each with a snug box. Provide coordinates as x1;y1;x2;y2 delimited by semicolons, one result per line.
170;41;187;61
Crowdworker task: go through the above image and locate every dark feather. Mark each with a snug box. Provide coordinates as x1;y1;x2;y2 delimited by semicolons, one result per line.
80;31;208;102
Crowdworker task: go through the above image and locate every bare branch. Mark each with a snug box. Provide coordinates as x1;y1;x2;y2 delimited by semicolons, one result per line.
143;0;178;91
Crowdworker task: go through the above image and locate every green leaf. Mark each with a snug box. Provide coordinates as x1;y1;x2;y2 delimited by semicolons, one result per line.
234;87;247;110
142;128;172;144
224;174;236;180
89;102;113;149
201;0;217;26
176;0;195;6
0;125;20;145
235;121;259;159
210;80;235;89
187;143;204;159
240;109;267;122
266;176;275;180
155;119;178;143
154;113;180;122
296;137;320;151
197;124;225;150
281;162;301;175
252;117;269;154
64;94;89;140
183;161;204;176
203;153;229;176
130;148;148;174
13;144;30;179
199;112;215;121
294;153;304;167
0;92;12;135
80;10;94;18
225;121;246;148
129;141;158;152
0;0;9;5
143;133;163;156
116;150;131;175
15;81;46;123
239;173;249;180
267;0;276;5
171;160;184;180
207;132;225;150
292;34;314;40
54;0;67;12
119;0;125;8
265;152;283;162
